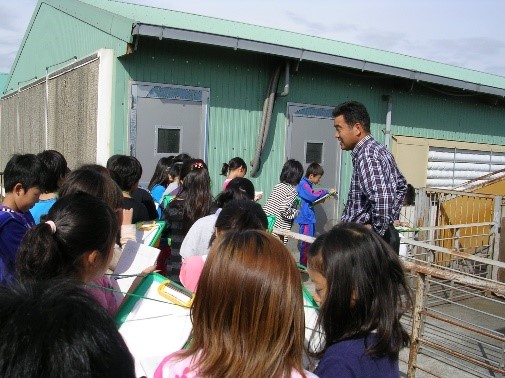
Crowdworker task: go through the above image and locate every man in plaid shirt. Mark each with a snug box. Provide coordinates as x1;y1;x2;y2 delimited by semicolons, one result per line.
333;101;407;253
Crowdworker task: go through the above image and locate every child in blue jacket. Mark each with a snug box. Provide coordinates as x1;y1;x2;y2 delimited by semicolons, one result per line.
295;162;335;266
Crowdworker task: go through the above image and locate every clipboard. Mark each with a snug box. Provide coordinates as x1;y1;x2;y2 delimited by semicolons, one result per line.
395;225;420;233
161;194;176;209
115;273;193;378
136;220;165;247
312;192;334;206
302;281;324;354
266;215;276;233
111;240;161;304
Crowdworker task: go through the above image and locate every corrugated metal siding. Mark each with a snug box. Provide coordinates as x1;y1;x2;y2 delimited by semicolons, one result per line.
119;40;276;196
119;41;398;202
392;93;505;144
118;40;505;209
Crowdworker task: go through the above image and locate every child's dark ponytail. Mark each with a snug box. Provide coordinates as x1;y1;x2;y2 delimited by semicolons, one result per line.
221;157;247;176
221;162;229;176
16;222;63;282
16;193;118;282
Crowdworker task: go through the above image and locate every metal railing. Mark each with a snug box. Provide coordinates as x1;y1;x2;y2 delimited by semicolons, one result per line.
407;188;502;282
274;225;505;378
401;243;505;378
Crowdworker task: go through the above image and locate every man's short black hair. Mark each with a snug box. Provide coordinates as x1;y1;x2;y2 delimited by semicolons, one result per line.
3;154;47;193
332;101;371;133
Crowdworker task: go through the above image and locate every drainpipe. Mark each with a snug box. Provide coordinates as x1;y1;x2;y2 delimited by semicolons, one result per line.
384;95;392;149
279;61;290;97
250;64;282;177
45;67;49;149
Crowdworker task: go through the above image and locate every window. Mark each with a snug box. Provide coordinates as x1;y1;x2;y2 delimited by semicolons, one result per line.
427;147;505;189
156;127;180;154
305;142;323;164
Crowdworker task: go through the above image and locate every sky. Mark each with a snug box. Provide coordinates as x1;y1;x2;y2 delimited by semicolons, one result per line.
1;0;504;77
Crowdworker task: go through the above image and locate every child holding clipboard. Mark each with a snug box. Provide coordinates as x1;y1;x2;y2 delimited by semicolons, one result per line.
295;163;335;266
16;193;120;315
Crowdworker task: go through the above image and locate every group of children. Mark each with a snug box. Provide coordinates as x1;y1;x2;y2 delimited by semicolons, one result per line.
0;151;411;377
261;159;336;266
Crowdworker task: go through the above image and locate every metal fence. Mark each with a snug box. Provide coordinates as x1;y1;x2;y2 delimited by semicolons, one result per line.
274;185;505;377
402;188;502;282
402;248;505;377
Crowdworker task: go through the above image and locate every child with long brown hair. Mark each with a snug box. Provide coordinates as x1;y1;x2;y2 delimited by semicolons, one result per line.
155;230;316;378
162;159;214;283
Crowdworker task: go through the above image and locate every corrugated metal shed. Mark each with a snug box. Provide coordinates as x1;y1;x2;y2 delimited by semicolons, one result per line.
5;0;505;97
2;0;505;214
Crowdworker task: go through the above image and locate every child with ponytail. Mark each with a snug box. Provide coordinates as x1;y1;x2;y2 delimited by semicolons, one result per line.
16;193;119;315
221;157;247;190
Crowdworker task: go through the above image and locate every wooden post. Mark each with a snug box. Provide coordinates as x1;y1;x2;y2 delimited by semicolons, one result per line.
407;271;426;378
491;195;502;281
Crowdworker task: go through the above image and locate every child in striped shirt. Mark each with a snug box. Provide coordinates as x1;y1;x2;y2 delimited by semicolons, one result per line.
263;159;304;244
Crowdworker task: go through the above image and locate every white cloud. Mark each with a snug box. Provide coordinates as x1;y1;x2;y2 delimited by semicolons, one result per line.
0;0;35;72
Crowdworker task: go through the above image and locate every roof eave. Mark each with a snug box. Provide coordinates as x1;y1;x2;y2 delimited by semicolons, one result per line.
132;22;505;98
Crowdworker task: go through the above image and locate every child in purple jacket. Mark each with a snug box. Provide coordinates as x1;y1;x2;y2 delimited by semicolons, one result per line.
0;154;47;284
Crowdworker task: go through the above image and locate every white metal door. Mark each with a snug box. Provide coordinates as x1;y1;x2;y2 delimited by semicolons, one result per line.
130;83;209;186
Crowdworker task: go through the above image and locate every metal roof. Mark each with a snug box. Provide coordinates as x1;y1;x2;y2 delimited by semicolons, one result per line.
7;0;505;97
0;73;9;94
81;0;505;97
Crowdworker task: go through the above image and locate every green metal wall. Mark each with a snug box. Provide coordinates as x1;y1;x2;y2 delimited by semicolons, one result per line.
393;93;505;143
116;39;505;209
118;40;276;197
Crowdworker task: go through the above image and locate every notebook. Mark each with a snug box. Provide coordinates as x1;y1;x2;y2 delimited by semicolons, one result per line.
111;240;160;304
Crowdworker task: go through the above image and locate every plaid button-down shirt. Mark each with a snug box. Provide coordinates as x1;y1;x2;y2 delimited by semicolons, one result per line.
341;134;407;236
